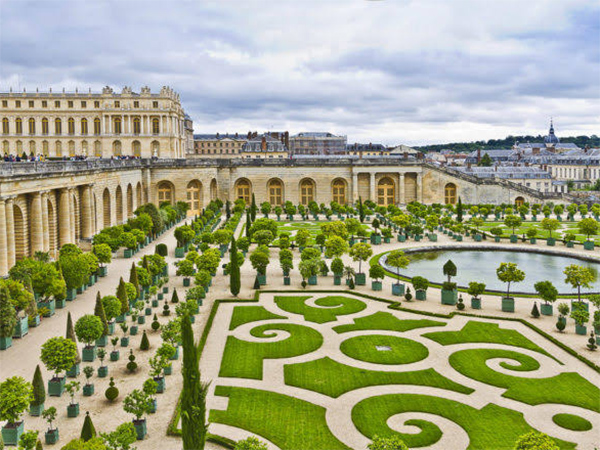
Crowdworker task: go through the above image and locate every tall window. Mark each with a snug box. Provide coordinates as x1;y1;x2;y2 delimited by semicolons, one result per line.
16;140;22;153
55;118;62;135
133;117;141;135
113;117;121;134
186;181;202;214
15;118;22;135
157;182;173;204
68;140;75;156
332;179;346;204
132;141;141;157
377;177;395;206
94;140;102;157
112;140;122;156
29;141;35;154
2;118;8;135
68;117;75;135
81;118;88;135
94;118;101;135
55;141;62;156
300;179;315;205
444;183;457;205
151;140;160;157
42;141;49;156
28;118;35;135
2;140;8;153
236;179;251;203
41;118;48;135
268;179;283;206
152;117;160;135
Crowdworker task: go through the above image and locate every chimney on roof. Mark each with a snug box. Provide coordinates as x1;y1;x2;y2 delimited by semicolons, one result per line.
235;132;238;138
216;132;219;138
261;136;267;151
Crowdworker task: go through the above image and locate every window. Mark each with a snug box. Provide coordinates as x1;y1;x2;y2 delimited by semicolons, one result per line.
55;101;60;108
68;101;73;108
29;140;36;153
152;117;159;135
444;183;457;205
94;140;102;157
187;181;202;214
15;101;21;108
2;140;8;153
81;118;88;135
377;177;395;206
55;118;62;135
133;101;139;108
28;101;34;108
157;182;173;204
68;117;75;135
94;118;101;135
94;101;100;108
133;117;141;135
268;179;283;206
81;101;87;108
114;101;120;108
68;140;75;156
16;140;22;153
113;117;122;134
300;179;315;205
2;118;8;134
42;141;48;156
332;179;346;204
42;101;47;108
112;140;122;156
28;118;35;135
153;101;159;108
55;141;62;156
15;118;22;135
1;100;7;107
42;118;48;135
236;179;251;203
132;140;141;157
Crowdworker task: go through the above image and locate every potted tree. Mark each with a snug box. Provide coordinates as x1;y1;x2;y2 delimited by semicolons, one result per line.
250;246;270;286
82;366;95;396
350;242;373;286
564;264;594;311
279;249;293;286
526;227;538;244
65;381;81;417
299;258;320;287
97;348;108;378
490;226;503;243
578;218;599;250
412;276;429;300
110;337;120;361
0;376;33;445
571;304;589;336
175;259;195;287
40;337;78;397
93;243;112;277
387;250;409;296
425;215;439;241
370;219;382;245
75;314;104;362
540;218;560;246
94;292;109;347
149;344;174;393
101;295;121;336
564;232;576;248
143;379;158;414
0;285;17;350
534;281;558;316
123;389;152;440
42;407;58;445
496;262;525;313
120;323;130;347
468;281;486;309
557;302;570;331
331;257;344;286
469;217;484;241
29;365;45;416
441;260;458;305
65;313;81;378
504;215;522;243
369;264;385;291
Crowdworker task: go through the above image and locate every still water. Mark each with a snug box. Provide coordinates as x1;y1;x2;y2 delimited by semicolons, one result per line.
381;249;600;294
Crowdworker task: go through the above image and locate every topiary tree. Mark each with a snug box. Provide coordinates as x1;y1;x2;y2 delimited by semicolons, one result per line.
412;276;429;292
17;430;38;450
369;264;385;283
442;259;457;290
75;315;104;347
80;411;96;442
564;264;595;303
467;281;486;299
503;215;522;235
349;242;373;275
531;302;540;318
94;292;109;339
229;236;241;297
30;365;45;412
0;376;33;426
116;278;129;316
99;422;137;450
513;431;559;450
534;281;558;306
105;378;119;402
41;337;78;379
540;218;560;240
101;296;121;322
578;218;599;242
0;285;17;340
140;331;150;351
386;250;409;284
122;389;152;422
496;262;525;299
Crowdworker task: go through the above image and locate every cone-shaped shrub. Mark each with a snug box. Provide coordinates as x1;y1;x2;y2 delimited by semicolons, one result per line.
94;292;108;338
129;263;139;299
80;411;96;441
230;237;240;297
66;312;81;364
171;289;179;304
531;302;540;318
117;278;129;315
140;331;150;351
31;364;45;407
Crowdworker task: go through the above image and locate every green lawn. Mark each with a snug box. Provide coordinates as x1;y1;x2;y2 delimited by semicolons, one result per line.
333;311;445;334
479;220;600;244
449;348;600;412
340;334;429;365
552;413;593;431
272;220;372;245
351;393;575;449
229;305;286;330
219;322;323;379
423;321;558;362
284;357;473;398
275;295;367;324
210;386;351;450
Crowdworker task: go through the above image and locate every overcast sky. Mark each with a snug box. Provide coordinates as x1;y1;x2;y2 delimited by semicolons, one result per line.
0;0;598;145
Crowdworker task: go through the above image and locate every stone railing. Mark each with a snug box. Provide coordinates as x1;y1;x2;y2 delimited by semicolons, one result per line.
0;158;145;177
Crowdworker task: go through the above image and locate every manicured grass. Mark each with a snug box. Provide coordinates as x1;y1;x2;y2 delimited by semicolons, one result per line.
552;413;593;431
479;220;600;244
340;334;429;365
210;386;351;450
423;320;558;362
219;323;323;379
275;295;367;324
284;357;473;398
449;348;600;413
351;393;575;449
333;311;445;334
229;305;286;330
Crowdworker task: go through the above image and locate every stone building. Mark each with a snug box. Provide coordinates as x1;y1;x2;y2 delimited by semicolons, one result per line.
288;132;347;155
0;86;188;159
192;133;247;158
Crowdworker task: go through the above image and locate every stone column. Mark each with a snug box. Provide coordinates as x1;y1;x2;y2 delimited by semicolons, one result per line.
417;173;423;202
81;185;93;238
369;172;376;202
59;188;71;247
41;192;49;252
30;192;44;253
0;199;8;276
399;174;405;204
6;198;15;269
352;172;358;205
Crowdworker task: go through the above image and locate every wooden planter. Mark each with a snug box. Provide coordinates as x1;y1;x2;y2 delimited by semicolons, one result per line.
441;289;457;305
502;297;515;313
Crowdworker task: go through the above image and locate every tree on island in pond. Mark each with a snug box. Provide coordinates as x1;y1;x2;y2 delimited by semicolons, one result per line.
496;262;525;299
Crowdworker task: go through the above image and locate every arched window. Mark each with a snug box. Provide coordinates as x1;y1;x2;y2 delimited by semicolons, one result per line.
151;117;160;135
68;140;75;156
55;141;62;157
29;140;36;154
2;140;8;153
151;140;160;157
113;117;121;135
377;177;395;206
187;180;202;214
332;178;347;204
2;118;8;135
15;118;22;135
42;141;49;156
81;118;88;135
112;140;122;156
300;179;316;205
210;179;217;200
157;181;174;205
133;117;141;135
94;118;101;135
515;196;525;207
94;140;102;157
268;179;283;206
41;118;48;135
16;140;22;153
55;118;62;135
236;179;251;203
68;117;75;135
444;183;457;204
28;118;35;135
132;140;141;157
82;140;88;155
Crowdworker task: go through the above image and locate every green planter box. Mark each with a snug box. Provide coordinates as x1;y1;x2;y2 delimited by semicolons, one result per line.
540;304;553;316
98;266;108;277
66;289;77;301
397;235;406;242
66;364;80;378
546;238;556;246
257;274;267;286
575;324;587;335
441;289;457;305
428;234;438;242
82;346;97;362
157;293;163;301
145;307;152;316
48;377;66;397
12;316;28;338
529;238;537;244
494;236;501;243
98;366;108;378
283;276;291;286
455;235;463;242
30;402;44;416
510;235;518;243
392;283;405;296
130;326;138;336
67;403;80;418
175;247;185;258
152;299;159;307
137;316;146;325
474;234;482;242
108;321;115;335
133;419;147;440
121;337;129;347
170;346;179;360
333;276;342;286
2;421;24;446
584;241;595;251
370;235;382;245
76;285;85;295
355;273;366;286
371;281;382;291
471;297;481;309
566;241;575;248
45;428;59;445
183;278;191;287
110;350;120;361
124;249;134;258
154;376;165;393
164;364;172;376
96;335;108;347
384;237;391;243
414;235;422;242
0;336;12;350
163;287;169;294
42;299;56;317
415;290;426;300
502;297;515;313
83;384;95;396
29;315;40;328
54;297;66;310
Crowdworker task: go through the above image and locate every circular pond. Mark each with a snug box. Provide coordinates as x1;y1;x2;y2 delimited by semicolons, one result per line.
380;248;600;294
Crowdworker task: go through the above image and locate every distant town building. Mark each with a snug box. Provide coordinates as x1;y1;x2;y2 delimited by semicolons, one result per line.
192;133;247;158
289;132;347;155
346;143;389;156
455;165;553;192
241;133;289;158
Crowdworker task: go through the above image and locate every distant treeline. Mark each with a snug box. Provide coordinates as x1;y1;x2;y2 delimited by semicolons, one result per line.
415;135;600;153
